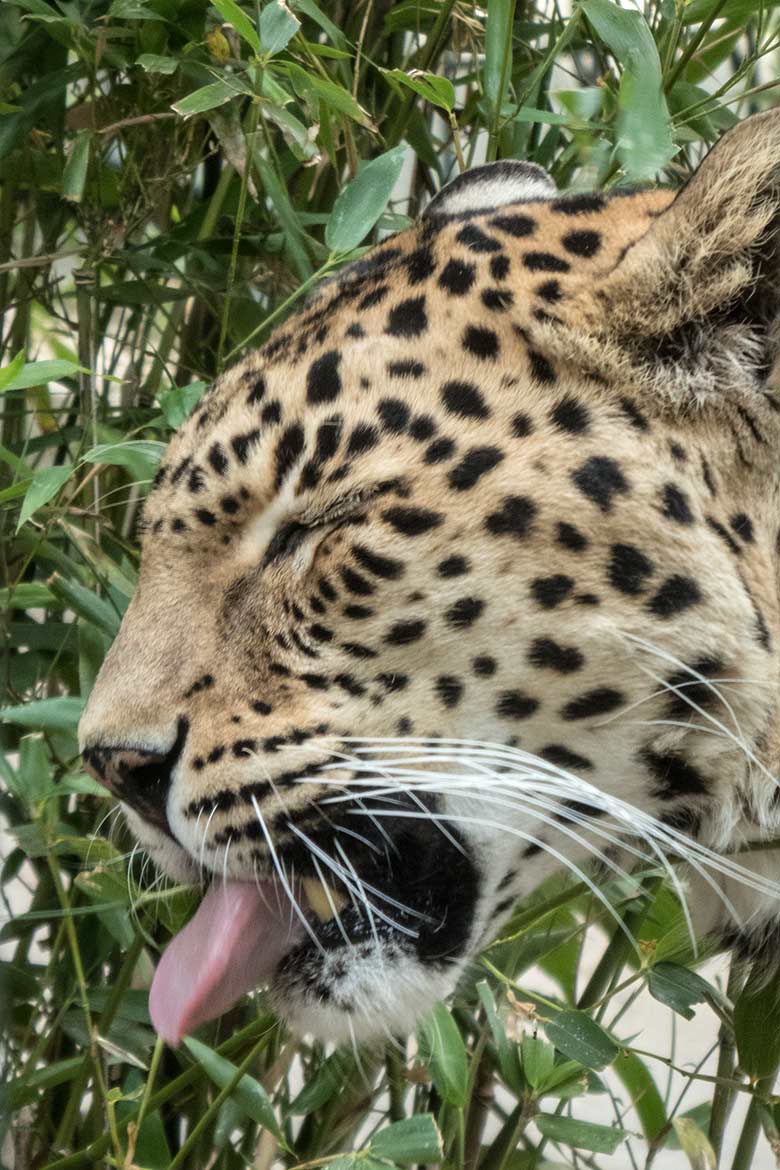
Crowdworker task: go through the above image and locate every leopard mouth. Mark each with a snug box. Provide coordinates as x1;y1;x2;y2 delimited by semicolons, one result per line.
149;875;348;1046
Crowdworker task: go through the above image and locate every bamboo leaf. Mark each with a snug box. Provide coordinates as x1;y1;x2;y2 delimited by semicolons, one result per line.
536;1113;627;1154
544;1010;618;1071
17;465;73;530
326;145;406;253
211;0;261;53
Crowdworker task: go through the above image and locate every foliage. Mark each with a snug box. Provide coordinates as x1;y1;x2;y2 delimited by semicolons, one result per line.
1;0;780;1167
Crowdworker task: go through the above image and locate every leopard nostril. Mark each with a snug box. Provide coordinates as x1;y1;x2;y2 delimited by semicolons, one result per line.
81;717;189;837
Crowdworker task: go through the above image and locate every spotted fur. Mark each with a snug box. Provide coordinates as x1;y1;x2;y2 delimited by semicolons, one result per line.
80;112;780;1041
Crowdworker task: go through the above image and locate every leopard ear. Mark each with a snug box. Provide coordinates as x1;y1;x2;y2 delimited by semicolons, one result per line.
423;160;556;219
587;109;780;399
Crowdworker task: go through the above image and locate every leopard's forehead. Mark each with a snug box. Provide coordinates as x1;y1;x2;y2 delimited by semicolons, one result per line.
144;185;676;546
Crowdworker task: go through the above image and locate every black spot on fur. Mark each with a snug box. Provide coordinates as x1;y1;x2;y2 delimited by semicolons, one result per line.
562;687;625;720
208;443;228;475
457;224;501;252
438;555;469;578
436;675;463;707
642;749;708;800
387;360;425;380
490;254;510;280
353;544;404;580
439;258;476;295
246;375;266;405
523;252;570;273
383;506;443;536
448;446;504;491
275;423;305;488
482;288;514;311
385;619;426;645
608;544;654;595
730;512;754;543
551;396;589;434
537;280;562;303
531;575;573;609
386;297;428;338
347;424;379;456
511;413;534;438
232;429;261;464
496;690;539;719
410;415;436;441
663;657;724;719
557;522;588;552
552;193;606;215
661;483;694;525
315;416;343;462
490;213;535;237
463;325;500;360
528;637;584;673
445;597;484;628
307;350;342;404
562;229;601;257
473;655;496;676
646;576;702;617
529;351;555;384
441;380;490;419
485;496;537;540
407;247;435;283
572;456;629;512
618;397;649;431
425;437;456;463
195;508;216;526
539;744;593;771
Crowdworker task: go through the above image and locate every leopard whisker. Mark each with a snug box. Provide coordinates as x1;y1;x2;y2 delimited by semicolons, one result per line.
249;795;327;958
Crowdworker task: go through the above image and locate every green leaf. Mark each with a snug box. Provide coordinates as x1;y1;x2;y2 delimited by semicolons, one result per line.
211;0;261;53
136;53;179;74
520;1035;555;1090
370;1115;443;1164
1;358;81;392
0;582;59;609
0;696;84;733
260;1;300;55
416;1001;468;1107
672;1117;717;1169
734;967;780;1080
476;980;525;1094
535;1113;627;1154
326;145;406;254
0;350;26;392
62;131;91;201
484;0;516;109
47;574;123;638
158;381;207;429
383;69;455;112
173;80;242;118
544;1010;618;1071
648;962;712;1021
612;1050;666;1141
16;734;54;804
83;440;165;482
579;0;675;179
17;464;73;530
183;1037;284;1140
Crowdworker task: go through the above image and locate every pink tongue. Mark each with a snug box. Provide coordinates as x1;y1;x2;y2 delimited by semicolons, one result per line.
149;880;303;1047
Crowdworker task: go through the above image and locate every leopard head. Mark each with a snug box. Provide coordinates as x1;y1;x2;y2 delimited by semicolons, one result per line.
80;110;780;1045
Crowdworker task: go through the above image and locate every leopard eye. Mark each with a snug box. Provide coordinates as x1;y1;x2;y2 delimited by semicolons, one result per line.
262;521;310;565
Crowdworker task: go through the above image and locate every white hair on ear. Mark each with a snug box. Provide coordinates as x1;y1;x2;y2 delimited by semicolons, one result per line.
423;160;557;218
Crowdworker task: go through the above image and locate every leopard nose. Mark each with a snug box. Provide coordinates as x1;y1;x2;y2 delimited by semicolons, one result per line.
82;717;189;837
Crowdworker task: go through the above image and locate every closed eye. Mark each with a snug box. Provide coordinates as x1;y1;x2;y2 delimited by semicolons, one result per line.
262;521;310;565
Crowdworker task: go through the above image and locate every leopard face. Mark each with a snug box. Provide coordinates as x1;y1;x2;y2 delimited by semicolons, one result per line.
80;111;780;1044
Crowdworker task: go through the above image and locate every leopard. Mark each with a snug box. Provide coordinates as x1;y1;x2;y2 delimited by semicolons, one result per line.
80;108;780;1047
